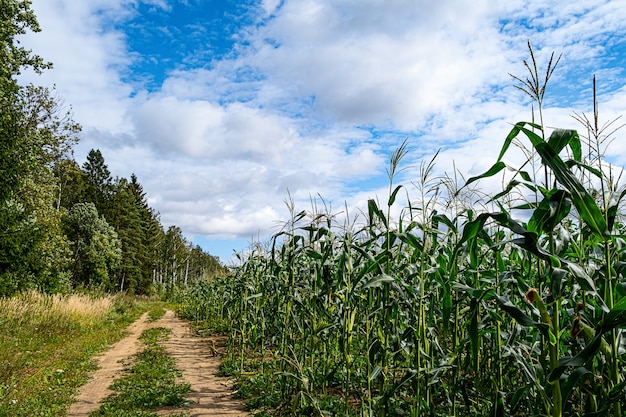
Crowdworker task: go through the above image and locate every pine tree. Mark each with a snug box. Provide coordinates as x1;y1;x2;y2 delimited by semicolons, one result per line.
82;149;113;216
109;177;144;293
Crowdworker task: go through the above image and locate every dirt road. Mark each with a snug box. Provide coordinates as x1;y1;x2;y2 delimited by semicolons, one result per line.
66;310;248;417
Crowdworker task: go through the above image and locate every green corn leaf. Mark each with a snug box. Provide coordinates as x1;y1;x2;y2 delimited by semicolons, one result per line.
607;187;626;232
368;339;382;366
305;249;323;260
499;121;543;161
564;159;603;178
459;211;526;247
465;161;507;188
519;169;533;182
367;198;387;228
381;369;417;402
518;125;607;238
527;189;571;234
489;391;506;417
607;378;626;402
313;322;335;335
452;283;495;301
388;184;403;207
549;333;603;381
495;295;547;330
562;260;596;292
560;366;593;408
490;179;538;202
369;365;382;382
396;232;423;251
601;295;626;333
547;128;581;161
550;268;567;298
513;202;538;210
245;293;263;301
489;211;531;235
614;261;626;278
361;274;395;289
510;384;532;411
433;213;458;234
578;379;626;417
459;213;489;246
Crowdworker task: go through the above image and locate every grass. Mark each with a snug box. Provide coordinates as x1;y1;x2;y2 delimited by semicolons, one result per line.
90;327;191;417
0;292;149;416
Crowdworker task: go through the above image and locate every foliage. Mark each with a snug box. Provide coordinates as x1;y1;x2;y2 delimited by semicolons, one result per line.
0;87;79;293
63;203;122;289
0;292;146;416
91;327;191;417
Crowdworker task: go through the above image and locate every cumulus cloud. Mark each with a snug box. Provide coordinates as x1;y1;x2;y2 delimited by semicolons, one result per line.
17;0;626;261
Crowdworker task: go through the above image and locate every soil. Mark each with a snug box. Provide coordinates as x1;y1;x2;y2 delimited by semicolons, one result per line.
66;310;248;417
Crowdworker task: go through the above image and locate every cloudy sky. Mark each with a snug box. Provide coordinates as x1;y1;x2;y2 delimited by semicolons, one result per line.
18;0;626;262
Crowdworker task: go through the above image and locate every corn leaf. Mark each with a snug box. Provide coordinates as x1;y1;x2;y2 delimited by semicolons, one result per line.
388;184;403;207
548;128;581;161
527;189;571;234
518;125;607;238
465;161;507;188
549;333;603;381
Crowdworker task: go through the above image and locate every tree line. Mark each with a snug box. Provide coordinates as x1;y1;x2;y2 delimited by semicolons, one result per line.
0;0;227;296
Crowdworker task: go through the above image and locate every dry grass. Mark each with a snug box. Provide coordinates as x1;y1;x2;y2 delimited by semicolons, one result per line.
0;290;115;331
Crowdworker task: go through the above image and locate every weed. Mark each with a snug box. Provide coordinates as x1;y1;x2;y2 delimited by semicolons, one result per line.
90;327;191;417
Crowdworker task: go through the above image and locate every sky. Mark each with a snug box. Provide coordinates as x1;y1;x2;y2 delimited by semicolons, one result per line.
18;0;626;264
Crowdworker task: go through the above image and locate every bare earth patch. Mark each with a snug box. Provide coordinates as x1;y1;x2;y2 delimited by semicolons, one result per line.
66;310;248;417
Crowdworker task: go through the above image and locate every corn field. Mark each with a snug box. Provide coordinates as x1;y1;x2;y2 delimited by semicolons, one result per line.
178;46;626;416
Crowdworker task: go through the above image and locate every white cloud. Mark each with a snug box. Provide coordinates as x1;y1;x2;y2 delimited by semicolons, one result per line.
20;0;134;132
16;0;626;260
245;0;512;130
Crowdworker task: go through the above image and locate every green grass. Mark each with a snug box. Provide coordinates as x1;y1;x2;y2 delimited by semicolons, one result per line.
90;327;191;417
0;293;147;416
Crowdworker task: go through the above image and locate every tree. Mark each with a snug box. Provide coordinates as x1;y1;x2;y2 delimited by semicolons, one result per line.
0;85;80;294
0;1;80;295
128;174;161;293
54;158;86;210
82;149;113;215
0;0;52;202
109;177;144;293
63;203;121;290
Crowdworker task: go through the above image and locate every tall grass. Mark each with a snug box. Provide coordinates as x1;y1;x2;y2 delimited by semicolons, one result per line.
178;45;626;416
0;291;144;416
0;290;114;330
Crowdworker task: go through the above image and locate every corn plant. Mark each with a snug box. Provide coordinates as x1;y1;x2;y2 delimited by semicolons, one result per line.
176;43;626;417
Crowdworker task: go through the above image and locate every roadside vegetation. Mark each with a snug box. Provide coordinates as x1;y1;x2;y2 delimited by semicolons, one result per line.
177;46;626;416
0;292;190;416
0;292;146;416
91;327;191;417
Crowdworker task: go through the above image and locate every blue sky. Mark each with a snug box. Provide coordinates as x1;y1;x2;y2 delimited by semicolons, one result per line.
19;0;626;263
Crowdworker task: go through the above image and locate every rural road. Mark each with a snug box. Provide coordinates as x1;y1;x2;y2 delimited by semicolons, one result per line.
66;310;248;416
